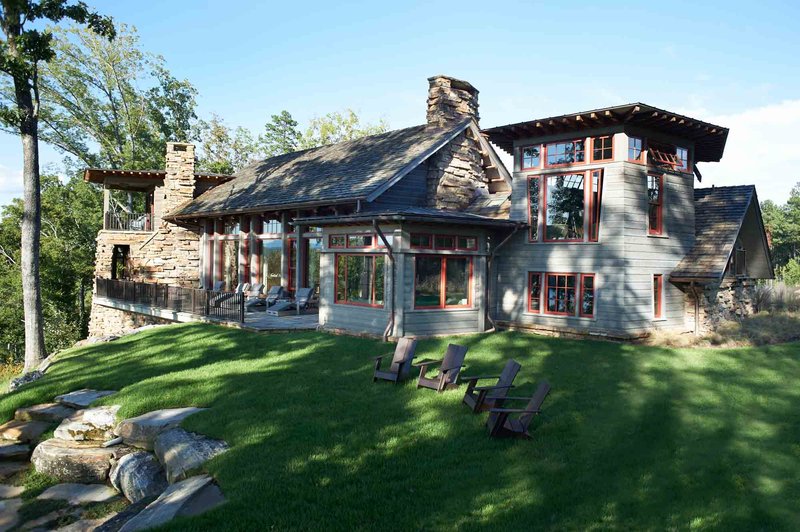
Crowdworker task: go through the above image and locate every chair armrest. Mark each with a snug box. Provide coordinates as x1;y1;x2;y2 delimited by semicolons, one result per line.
414;359;442;367
488;408;541;414
461;374;501;382
497;396;536;401
473;384;514;392
373;354;390;360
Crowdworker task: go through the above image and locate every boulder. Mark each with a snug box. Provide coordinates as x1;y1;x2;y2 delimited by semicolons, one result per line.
0;498;22;530
154;428;228;483
117;475;225;532
31;439;133;483
38;483;117;505
0;419;50;443
56;516;115;532
15;403;76;423
114;408;205;450
55;406;120;442
8;370;43;392
109;451;167;503
55;389;117;409
0;441;30;460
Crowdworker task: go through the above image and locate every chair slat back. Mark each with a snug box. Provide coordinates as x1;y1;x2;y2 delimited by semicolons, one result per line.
213;281;225;292
250;283;264;295
440;344;468;384
520;381;551;429
390;338;418;377
296;287;313;305
489;359;521;400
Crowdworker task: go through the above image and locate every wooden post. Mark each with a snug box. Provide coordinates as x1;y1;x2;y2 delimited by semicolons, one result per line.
295;222;302;315
102;185;110;230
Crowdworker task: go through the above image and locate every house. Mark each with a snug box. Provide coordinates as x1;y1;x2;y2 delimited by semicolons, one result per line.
86;75;773;340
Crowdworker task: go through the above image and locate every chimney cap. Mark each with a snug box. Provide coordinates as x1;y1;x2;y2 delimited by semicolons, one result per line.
427;75;479;95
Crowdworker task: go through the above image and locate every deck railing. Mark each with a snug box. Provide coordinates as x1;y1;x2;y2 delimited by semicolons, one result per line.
96;278;245;323
104;211;154;231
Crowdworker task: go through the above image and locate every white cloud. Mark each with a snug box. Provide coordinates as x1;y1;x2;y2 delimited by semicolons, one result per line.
700;100;800;204
0;164;23;207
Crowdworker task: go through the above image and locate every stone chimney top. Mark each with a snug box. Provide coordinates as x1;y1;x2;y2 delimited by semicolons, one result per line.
426;75;479;128
163;142;196;214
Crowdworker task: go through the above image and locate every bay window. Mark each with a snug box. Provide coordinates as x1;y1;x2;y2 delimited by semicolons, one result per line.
647;174;664;235
414;256;472;309
546;139;585;166
335;254;385;307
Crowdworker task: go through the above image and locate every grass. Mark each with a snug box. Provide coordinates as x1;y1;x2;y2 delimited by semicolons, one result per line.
1;323;799;530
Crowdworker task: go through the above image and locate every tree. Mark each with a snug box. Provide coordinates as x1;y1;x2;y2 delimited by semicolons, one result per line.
298;109;388;150
259;110;300;157
0;1;114;372
194;114;259;174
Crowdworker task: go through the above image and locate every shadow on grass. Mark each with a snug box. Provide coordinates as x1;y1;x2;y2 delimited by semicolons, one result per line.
3;323;799;530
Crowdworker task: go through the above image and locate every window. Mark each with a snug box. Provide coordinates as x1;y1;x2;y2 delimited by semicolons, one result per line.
262;219;281;234
628;136;644;162
676;146;689;172
588;170;603;242
347;234;374;248
528;176;540;241
653;274;663;319
329;235;346;248
732;241;747;277
521;145;541;169
591;136;613;161
261;239;282;289
647;174;664;235
335;254;385;307
434;235;455;250
580;274;595;317
410;233;432;249
546;139;585;166
545;273;577;315
648;146;680;168
528;272;542;313
414;256;472;309
456;236;477;251
223;218;240;235
545;174;585;241
411;233;476;251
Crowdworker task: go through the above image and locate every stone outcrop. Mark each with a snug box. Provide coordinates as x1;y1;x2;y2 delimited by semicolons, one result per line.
38;483;117;505
0;419;50;443
15;403;75;423
8;370;44;392
30;439;132;483
55;406;120;442
109;451;168;503
154;428;228;484
56;389;117;409
114;407;205;450
0;462;28;480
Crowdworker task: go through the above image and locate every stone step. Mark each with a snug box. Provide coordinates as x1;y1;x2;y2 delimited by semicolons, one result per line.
31;439;133;483
15;403;76;423
114;407;205;450
0;461;28;481
0;419;51;443
55;389;117;409
54;405;120;442
0;441;30;460
0;484;24;499
154;428;228;484
38;483;118;505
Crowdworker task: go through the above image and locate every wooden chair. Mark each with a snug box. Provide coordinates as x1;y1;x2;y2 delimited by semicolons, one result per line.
486;381;550;439
462;359;521;413
415;344;468;392
373;338;418;383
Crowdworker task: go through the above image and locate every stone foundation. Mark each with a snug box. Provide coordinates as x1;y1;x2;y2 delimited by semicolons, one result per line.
88;303;171;338
684;278;756;334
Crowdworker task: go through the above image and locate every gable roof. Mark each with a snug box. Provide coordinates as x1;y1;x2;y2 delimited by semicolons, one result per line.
671;185;771;281
168;120;471;220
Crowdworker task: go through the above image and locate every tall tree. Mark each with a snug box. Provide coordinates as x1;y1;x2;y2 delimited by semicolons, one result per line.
299;109;388;150
194;114;258;174
0;1;114;372
259;110;300;157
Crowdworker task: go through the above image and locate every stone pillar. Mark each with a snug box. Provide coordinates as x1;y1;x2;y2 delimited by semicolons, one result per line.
163;142;196;215
426;75;479;128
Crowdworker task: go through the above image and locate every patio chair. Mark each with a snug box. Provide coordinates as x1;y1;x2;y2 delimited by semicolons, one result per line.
266;287;314;315
462;359;521;413
373;337;418;383
415;344;468;392
244;283;265;309
211;282;249;307
486;381;550;439
265;286;286;307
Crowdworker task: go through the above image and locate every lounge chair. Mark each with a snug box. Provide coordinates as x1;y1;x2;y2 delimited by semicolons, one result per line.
415;344;468;392
486;381;550;439
266;287;314;316
462;359;521;413
264;286;286;307
244;283;265;309
373;338;418;383
211;282;249;307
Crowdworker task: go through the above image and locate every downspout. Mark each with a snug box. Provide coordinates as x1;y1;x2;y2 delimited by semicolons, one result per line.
486;223;523;331
374;220;395;342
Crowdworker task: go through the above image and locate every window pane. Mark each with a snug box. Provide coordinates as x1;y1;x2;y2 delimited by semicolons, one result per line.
329;235;346;248
336;256;346;302
546;273;577;315
529;177;539;240
411;234;431;248
582;276;594;316
529;273;541;312
263;219;281;234
676;147;688;171
345;255;374;304
546;140;585;166
348;234;373;248
261;239;282;289
628;137;643;161
593;136;613;160
522;146;540;168
308;238;321;290
445;258;470;306
546;174;585;240
648;175;662;234
457;236;477;250
374;257;385;305
435;235;455;249
589;170;602;241
415;257;441;307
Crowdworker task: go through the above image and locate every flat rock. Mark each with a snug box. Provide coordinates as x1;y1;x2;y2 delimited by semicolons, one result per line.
31;439;132;483
56;516;115;532
154;428;228;484
0;462;27;480
15;403;75;423
109;451;167;504
0;498;22;530
55;406;120;442
0;485;23;499
117;475;224;532
55;390;117;410
0;419;51;443
38;483;117;505
0;441;29;460
114;408;205;450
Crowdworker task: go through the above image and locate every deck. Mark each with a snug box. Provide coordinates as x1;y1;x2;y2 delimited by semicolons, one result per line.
242;309;320;331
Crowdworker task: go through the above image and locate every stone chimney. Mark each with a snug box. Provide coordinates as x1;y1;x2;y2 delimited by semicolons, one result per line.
162;142;196;214
426;75;480;128
425;76;487;210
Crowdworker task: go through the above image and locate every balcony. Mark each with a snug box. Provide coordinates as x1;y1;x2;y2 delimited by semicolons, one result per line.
104;211;154;232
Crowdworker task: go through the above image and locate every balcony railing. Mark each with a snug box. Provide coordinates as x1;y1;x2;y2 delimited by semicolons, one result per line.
104;211;154;231
96;278;245;323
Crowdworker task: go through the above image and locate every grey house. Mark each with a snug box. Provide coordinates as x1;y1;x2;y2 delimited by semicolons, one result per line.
87;75;772;340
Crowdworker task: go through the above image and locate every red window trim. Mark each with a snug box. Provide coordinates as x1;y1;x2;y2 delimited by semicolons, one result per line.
411;232;477;251
579;273;595;318
519;144;542;171
527;175;541;243
543;272;579;316
346;233;376;249
410;233;433;249
588;169;603;242
590;135;614;162
456;236;478;251
334;253;385;308
413;255;473;310
627;136;645;163
648;174;664;236
527;271;542;314
434;234;456;250
543;138;587;168
653;274;663;319
542;172;588;243
329;234;347;248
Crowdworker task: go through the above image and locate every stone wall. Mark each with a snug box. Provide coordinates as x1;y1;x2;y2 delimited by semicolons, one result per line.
88;303;171;337
684;278;756;334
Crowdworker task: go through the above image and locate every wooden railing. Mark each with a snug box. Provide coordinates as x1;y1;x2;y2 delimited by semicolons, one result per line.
96;278;245;323
104;211;154;231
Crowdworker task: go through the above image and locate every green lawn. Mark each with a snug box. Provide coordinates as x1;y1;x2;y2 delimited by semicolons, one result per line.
2;323;799;530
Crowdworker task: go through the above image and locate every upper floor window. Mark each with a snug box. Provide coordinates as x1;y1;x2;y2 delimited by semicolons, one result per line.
628;136;644;162
545;139;585;166
223;218;240;236
675;146;689;172
262;219;281;234
528;170;603;243
647;175;664;235
591;136;613;162
520;145;541;170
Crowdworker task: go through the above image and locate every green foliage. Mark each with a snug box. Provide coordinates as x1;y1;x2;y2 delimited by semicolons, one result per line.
299;108;388;150
778;257;800;285
194;114;258;174
82;498;129;519
15;468;59;499
259;110;300;157
762;183;800;275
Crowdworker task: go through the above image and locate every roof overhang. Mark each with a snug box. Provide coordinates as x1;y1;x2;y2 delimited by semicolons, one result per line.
83;168;232;184
164;199;362;223
295;210;522;228
482;102;729;163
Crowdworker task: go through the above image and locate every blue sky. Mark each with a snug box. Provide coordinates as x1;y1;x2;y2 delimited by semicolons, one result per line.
1;0;799;205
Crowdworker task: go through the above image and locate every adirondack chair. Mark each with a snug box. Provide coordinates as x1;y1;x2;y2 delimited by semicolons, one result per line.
486;381;550;439
373;338;418;383
415;344;468;392
244;283;265;309
264;286;286;307
462;359;521;413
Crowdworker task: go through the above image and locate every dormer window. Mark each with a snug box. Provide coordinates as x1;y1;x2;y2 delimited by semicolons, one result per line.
520;145;541;170
545;139;585;167
591;136;613;162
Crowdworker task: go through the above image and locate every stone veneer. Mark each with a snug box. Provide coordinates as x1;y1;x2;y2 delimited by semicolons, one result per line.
684;278;756;334
425;76;488;211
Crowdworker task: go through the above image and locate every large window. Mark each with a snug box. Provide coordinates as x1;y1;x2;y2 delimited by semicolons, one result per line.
653;274;663;319
335;254;385;307
528;176;540;241
591;136;613;162
220;240;239;290
545;174;585;241
260;239;282;289
414;256;472;309
521;145;541;169
546;139;585;166
529;271;596;317
545;273;577;315
628;136;644;162
647;174;664;235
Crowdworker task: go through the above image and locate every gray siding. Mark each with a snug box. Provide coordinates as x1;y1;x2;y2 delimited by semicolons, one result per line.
366;162;428;210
